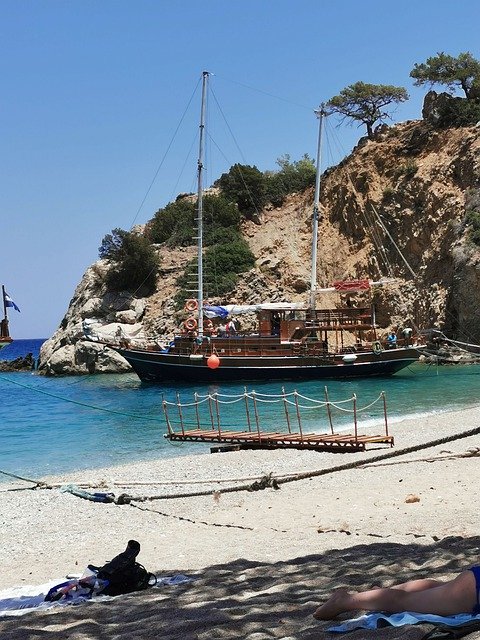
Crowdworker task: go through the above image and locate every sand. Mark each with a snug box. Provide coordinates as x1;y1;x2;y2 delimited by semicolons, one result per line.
1;405;480;639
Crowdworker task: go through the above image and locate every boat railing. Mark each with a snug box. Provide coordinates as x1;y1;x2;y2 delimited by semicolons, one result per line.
306;307;373;329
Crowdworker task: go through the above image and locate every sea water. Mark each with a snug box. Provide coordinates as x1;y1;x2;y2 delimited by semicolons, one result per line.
1;339;479;482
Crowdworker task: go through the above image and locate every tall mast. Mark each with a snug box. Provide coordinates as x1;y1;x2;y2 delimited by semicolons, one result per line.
309;104;326;311
1;285;9;338
2;285;7;322
196;71;209;336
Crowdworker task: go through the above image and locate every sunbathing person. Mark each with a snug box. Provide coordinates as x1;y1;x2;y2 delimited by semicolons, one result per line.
314;568;480;620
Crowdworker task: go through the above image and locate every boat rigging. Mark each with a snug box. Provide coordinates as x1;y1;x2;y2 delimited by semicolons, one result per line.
97;73;425;383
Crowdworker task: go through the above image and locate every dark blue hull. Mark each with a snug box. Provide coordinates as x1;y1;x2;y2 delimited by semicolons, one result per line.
114;347;419;383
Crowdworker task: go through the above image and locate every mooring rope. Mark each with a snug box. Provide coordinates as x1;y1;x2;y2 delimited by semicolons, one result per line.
2;422;480;498
113;421;480;503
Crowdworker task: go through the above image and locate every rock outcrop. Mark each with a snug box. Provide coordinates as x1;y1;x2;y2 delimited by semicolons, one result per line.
38;118;480;376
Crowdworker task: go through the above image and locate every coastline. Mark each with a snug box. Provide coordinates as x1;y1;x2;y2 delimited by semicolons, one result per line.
1;403;480;638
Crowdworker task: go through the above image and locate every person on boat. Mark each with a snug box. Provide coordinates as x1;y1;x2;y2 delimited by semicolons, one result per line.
402;326;413;345
226;318;237;335
386;332;397;349
271;312;281;336
313;566;480;620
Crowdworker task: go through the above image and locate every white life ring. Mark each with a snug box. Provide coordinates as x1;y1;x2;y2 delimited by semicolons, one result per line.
372;340;383;355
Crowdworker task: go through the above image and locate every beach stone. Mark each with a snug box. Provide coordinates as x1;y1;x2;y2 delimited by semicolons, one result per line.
405;494;420;503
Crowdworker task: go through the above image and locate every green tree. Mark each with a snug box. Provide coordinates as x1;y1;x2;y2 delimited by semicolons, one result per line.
265;154;316;207
327;82;409;139
147;194;241;247
99;228;159;293
410;51;480;99
146;198;196;246
175;236;255;304
216;163;266;218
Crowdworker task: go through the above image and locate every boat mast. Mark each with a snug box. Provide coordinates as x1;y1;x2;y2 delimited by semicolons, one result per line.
1;285;9;338
309;104;326;311
196;71;209;337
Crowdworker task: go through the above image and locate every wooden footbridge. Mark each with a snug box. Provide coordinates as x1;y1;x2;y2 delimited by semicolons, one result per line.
162;388;394;453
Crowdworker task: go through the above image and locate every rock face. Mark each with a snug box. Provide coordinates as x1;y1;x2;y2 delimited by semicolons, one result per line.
39;119;480;375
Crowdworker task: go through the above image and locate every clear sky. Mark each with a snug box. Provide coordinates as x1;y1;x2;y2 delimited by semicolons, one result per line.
1;0;479;338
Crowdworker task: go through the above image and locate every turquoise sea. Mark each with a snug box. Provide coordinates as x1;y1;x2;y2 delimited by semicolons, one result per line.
1;338;480;483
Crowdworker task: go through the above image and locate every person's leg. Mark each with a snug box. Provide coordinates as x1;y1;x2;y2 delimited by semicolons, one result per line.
314;571;477;620
390;578;445;592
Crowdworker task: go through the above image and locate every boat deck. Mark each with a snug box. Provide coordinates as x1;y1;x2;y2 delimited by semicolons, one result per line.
165;428;394;452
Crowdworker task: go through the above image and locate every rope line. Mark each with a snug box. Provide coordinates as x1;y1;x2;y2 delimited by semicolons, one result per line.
3;424;480;499
117;422;480;502
0;375;160;422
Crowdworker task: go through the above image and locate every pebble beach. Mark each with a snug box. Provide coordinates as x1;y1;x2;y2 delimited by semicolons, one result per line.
1;404;480;639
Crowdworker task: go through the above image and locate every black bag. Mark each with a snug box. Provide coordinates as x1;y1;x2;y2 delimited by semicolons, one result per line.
422;619;480;639
91;539;157;596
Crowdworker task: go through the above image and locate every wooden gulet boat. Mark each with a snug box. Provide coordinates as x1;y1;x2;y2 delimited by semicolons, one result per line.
108;72;424;383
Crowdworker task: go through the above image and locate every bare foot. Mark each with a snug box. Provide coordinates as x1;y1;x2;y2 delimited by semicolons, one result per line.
313;588;351;620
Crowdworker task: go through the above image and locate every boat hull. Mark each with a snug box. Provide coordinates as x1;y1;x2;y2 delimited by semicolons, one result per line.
113;346;420;383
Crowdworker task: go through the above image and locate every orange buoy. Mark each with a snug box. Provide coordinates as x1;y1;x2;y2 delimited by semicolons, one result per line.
184;317;197;331
207;354;220;369
185;299;198;312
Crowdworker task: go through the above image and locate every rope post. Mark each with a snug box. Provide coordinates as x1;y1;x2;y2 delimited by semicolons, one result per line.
382;391;389;437
194;392;201;430
252;391;261;443
208;394;215;431
282;386;292;434
294;391;304;442
214;393;222;438
176;392;185;436
244;387;252;432
353;393;358;443
324;386;334;434
162;399;173;435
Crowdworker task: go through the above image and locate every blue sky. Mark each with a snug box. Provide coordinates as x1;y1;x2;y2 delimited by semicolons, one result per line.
1;0;479;338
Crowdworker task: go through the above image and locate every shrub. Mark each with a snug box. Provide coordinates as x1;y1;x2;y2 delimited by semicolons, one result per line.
382;186;395;203
146;198;196;246
147;194;241;248
175;236;255;305
99;228;160;293
435;98;480;128
265;154;316;207
394;160;418;180
465;210;480;246
216;163;266;218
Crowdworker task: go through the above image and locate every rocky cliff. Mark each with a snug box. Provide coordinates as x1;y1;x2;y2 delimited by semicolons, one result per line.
38;117;480;376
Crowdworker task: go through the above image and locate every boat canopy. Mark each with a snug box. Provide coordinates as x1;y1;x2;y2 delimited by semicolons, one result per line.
202;279;399;318
203;302;306;318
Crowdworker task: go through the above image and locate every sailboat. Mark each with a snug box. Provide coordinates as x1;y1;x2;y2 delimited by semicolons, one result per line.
107;72;424;383
0;286;16;351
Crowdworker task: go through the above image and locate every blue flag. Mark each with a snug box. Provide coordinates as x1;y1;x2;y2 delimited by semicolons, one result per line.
4;292;20;312
203;305;229;319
